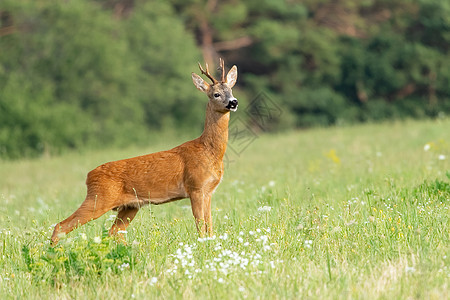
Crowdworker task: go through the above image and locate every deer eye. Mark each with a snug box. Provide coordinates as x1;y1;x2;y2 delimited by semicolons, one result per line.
213;93;221;98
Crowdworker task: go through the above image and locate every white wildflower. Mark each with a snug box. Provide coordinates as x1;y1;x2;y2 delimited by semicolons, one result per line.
304;240;313;248
438;154;446;160
93;236;102;244
258;206;272;212
424;143;431;151
118;263;130;270
259;235;268;243
345;220;357;226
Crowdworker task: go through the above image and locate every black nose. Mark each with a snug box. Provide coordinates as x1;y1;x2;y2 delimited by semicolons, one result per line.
227;99;238;109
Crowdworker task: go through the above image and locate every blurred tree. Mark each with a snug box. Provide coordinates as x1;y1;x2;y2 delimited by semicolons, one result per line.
0;0;449;159
0;0;200;158
121;0;202;130
166;0;450;128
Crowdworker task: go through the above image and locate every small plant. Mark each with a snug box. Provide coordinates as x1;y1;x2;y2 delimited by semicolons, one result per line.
414;178;450;201
22;230;135;285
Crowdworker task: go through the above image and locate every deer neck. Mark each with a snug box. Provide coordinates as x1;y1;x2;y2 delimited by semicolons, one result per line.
199;101;230;159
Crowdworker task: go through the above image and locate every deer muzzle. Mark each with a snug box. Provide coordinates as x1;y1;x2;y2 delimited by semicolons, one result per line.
226;99;238;111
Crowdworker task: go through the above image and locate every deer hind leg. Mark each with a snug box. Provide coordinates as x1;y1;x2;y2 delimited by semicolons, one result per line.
51;195;110;245
51;182;124;246
108;206;139;243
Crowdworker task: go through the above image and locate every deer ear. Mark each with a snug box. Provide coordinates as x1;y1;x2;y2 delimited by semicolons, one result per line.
192;73;210;93
226;65;238;88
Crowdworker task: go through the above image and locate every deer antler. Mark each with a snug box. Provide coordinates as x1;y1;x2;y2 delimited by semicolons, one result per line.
198;58;227;84
219;58;225;83
198;62;218;84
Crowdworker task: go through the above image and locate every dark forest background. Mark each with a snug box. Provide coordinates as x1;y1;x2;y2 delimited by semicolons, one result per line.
1;0;449;159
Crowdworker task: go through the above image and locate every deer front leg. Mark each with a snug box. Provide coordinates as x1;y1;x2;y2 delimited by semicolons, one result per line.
204;194;213;237
190;191;206;237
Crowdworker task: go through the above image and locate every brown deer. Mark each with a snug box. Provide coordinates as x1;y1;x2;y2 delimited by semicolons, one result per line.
51;59;238;245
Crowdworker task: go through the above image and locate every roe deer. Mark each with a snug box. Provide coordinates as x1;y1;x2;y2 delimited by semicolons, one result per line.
51;58;238;245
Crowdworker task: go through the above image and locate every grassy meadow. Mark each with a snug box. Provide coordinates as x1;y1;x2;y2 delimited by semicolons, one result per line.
1;118;449;299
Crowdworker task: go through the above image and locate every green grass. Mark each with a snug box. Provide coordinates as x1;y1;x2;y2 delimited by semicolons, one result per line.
1;118;449;299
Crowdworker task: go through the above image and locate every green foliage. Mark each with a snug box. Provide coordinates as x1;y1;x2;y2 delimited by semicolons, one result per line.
286;87;350;127
121;0;202;130
0;0;200;159
171;0;450;130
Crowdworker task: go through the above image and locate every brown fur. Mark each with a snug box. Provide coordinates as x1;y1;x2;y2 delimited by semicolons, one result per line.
51;59;238;245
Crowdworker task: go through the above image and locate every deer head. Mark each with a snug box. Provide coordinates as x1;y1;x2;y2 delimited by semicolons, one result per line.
191;58;238;112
